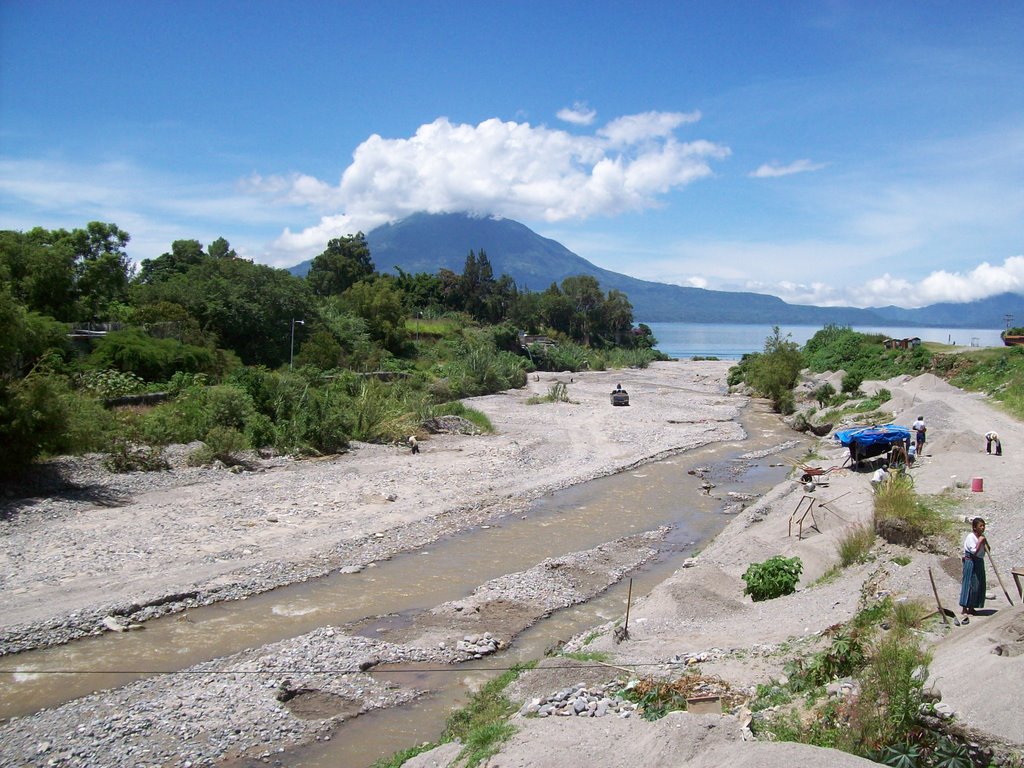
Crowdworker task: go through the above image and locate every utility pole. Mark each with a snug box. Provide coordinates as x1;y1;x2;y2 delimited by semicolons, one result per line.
1005;313;1014;330
290;319;305;369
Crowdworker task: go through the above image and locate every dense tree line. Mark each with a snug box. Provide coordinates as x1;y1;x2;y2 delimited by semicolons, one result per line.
0;222;660;476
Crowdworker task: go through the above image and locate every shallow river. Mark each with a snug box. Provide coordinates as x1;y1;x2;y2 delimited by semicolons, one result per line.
1;402;809;766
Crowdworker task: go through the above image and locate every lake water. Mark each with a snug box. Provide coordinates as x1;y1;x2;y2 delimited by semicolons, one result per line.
642;322;1006;361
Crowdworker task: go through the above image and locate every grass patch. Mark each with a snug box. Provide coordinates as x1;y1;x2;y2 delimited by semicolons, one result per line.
891;554;912;566
441;662;536;768
405;316;461;338
371;661;535;768
812;565;842;587
431;401;495;433
873;475;957;542
889;598;931;632
837;524;876;567
561;650;611;663
526;381;573;405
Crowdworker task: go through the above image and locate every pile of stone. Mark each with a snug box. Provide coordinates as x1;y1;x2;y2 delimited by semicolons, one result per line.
518;682;637;719
456;633;501;658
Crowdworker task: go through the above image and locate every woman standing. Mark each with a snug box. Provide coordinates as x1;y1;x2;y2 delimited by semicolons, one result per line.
959;517;987;623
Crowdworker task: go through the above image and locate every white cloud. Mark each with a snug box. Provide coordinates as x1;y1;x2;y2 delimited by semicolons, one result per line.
750;159;827;178
252;113;728;262
846;256;1024;307
597;111;701;146
557;102;597;126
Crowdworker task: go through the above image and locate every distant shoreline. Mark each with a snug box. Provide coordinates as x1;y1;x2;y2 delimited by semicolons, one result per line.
642;321;1005;360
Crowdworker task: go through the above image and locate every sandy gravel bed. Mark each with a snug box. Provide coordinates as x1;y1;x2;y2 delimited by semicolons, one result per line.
0;362;742;654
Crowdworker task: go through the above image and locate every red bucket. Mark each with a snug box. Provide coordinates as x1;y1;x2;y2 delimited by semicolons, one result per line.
971;477;984;492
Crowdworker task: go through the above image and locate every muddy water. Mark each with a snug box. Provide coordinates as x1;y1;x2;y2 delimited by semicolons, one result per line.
1;403;807;756
265;405;808;768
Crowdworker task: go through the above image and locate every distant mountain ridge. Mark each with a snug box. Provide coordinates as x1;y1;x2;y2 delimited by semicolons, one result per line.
287;212;1022;328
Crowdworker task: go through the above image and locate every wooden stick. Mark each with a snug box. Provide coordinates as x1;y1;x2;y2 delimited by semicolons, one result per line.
624;578;633;633
928;567;951;626
986;544;1015;606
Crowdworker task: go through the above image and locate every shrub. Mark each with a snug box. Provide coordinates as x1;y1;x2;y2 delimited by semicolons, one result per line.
850;632;931;752
741;555;803;602
79;369;147;399
841;371;864;395
188;426;248;466
813;382;836;408
104;438;170;472
88;328;218;381
204;384;256;431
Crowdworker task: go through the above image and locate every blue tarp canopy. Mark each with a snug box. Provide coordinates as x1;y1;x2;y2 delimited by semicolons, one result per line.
835;424;912;464
834;424;912;448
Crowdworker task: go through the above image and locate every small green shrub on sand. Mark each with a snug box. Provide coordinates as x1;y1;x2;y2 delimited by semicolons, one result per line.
741;555;803;602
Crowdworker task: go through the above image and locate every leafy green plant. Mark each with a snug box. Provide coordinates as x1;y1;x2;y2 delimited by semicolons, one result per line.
741;555;803;602
750;682;793;711
80;368;147;399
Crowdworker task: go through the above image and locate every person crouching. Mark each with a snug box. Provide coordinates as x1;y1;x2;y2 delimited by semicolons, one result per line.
985;430;1002;456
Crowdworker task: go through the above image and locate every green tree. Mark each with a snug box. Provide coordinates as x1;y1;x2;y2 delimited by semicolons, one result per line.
133;255;313;367
560;275;603;345
599;289;634;345
68;222;133;320
207;237;238;260
1;223;132;321
341;278;408;354
307;232;375;296
748;326;804;413
137;239;207;284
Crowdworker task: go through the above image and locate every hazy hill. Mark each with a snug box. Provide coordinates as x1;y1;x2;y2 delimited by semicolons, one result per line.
287;212;1020;327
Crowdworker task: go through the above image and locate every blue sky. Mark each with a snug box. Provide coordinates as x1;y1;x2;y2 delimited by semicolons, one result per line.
2;1;1022;309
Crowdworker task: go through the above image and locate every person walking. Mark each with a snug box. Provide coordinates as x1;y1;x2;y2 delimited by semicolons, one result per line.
911;415;927;455
958;517;987;623
985;430;1002;456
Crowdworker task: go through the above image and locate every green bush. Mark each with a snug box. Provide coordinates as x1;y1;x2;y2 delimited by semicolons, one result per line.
741;555;803;602
80;368;147;399
188;425;248;466
0;370;119;475
104;438;170;472
813;382;836;408
88;328;218;381
204;384;256;431
841;371;864;394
